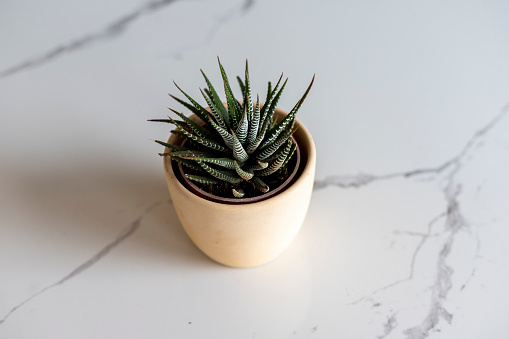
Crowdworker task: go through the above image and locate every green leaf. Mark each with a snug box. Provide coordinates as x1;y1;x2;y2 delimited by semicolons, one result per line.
169;108;219;141
260;74;283;128
246;115;271;154
186;174;221;185
200;88;227;131
172;82;210;124
258;138;292;176
172;157;206;172
237;76;246;99
251;176;269;193
236;103;249;145
260;113;294;149
218;57;241;127
176;127;230;153
170;130;208;152
243;160;269;172
180;156;238;170
170;149;216;158
198;161;242;184
265;81;272;105
232;188;245;198
234;160;254;180
168;94;208;124
203;88;213;101
243;60;254;129
280;140;297;168
283;74;315;124
259;78;288;134
207;116;234;149
255;126;294;161
246;94;260;146
154;140;188;152
147;118;172;123
164;117;196;138
200;69;230;127
231;129;250;162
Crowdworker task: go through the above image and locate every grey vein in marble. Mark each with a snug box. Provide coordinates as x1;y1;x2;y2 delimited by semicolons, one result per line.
350;212;446;306
0;200;167;326
318;105;508;338
313;104;509;191
402;177;463;338
167;0;255;59
378;313;398;339
0;0;256;78
0;0;179;78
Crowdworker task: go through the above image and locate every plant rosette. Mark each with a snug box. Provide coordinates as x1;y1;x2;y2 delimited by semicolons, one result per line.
150;59;316;267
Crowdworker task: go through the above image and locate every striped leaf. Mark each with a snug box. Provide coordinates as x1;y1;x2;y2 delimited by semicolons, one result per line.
172;156;206;172
169;93;208;124
279;74;315;131
151;61;314;195
172;82;210;124
280;140;297;169
170;149;216;158
181;156;238;170
154;140;188;152
243;160;269;172
208;117;234;149
198;161;242;184
232;188;245;198
170;130;209;152
260;74;283;128
246;115;271;154
263;136;292;162
255;126;294;161
186;174;221;185
259;78;288;135
200;88;227;130
252;176;269;193
200;69;230;127
258;139;292;176
169;109;219;141
260;114;294;149
234;160;254;180
236;103;249;145
231;129;250;162
176;127;229;153
246;95;260;146
164;117;195;137
218;57;241;126
257;73;314;150
243;60;253;131
164;150;194;157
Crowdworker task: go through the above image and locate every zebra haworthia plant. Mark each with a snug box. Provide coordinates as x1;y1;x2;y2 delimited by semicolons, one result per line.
150;59;314;199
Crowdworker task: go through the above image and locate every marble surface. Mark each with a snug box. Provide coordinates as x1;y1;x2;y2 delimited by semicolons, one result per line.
1;0;509;338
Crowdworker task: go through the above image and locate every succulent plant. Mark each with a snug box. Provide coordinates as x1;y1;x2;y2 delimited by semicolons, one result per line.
150;59;314;199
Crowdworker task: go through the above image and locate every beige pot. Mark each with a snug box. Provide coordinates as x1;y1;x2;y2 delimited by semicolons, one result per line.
163;107;316;268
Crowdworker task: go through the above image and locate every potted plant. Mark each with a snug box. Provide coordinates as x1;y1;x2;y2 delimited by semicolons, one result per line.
150;59;316;267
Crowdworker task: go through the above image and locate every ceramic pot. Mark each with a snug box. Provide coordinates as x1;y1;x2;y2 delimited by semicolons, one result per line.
163;107;316;267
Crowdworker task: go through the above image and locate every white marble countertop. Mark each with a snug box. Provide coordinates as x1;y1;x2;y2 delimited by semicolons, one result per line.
1;0;509;338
